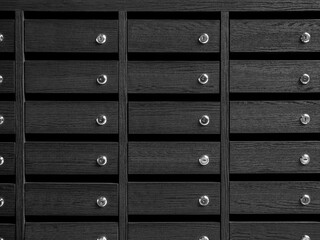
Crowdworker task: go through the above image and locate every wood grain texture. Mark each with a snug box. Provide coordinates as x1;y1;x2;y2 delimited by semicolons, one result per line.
25;61;118;94
231;20;320;52
0;224;15;240
231;101;320;133
26;183;118;216
25;222;118;240
128;222;220;240
0;20;14;52
26;101;118;134
230;222;320;240
25;20;118;52
0;101;15;134
129;102;220;134
128;142;220;174
231;181;320;214
0;61;15;93
0;143;15;175
128;20;219;52
0;184;15;216
128;61;219;94
128;182;220;215
25;142;118;175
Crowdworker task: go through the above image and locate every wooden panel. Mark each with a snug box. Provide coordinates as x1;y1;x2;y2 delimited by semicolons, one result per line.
231;20;320;52
25;20;118;52
231;101;320;133
0;224;15;240
0;61;15;93
0;20;14;52
0;101;15;134
231;141;320;174
128;61;219;94
26;101;118;134
230;60;320;93
128;20;219;52
26;183;118;216
128;142;220;174
25;142;118;175
128;182;220;215
129;222;220;240
25;61;118;94
0;143;15;175
25;222;118;240
129;102;220;134
231;181;320;214
0;184;15;216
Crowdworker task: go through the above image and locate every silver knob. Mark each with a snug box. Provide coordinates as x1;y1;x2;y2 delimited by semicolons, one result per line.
300;74;310;85
302;235;311;240
0;156;4;166
96;34;107;45
97;196;108;208
199;115;210;126
199;33;209;44
199;155;209;166
199;195;209;206
300;32;311;43
97;236;107;240
300;114;310;125
0;115;4;125
96;115;107;126
97;155;107;166
0;197;4;208
198;73;209;85
300;194;311;206
199;236;209;240
0;75;3;84
0;237;3;240
0;33;3;42
97;74;108;85
300;154;310;165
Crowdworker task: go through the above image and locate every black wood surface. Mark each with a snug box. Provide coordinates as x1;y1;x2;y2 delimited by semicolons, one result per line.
0;101;15;134
0;143;15;175
0;224;15;240
0;20;14;52
0;61;15;93
0;184;15;216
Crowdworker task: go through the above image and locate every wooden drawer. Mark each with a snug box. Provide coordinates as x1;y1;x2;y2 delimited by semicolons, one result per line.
128;20;219;52
128;182;220;215
231;101;320;133
0;20;14;52
26;142;118;175
0;102;15;134
129;102;220;134
25;20;118;52
128;142;220;175
231;141;320;174
0;184;15;216
0;143;15;175
0;61;15;93
0;224;15;240
26;101;118;134
128;61;219;94
230;181;320;214
129;222;220;240
230;60;320;93
25;222;118;240
230;222;320;240
26;183;118;216
25;61;118;94
231;20;320;52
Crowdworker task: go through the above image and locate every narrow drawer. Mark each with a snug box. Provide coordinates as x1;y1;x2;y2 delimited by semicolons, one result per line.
129;142;220;175
128;182;220;215
230;181;320;214
231;20;320;52
129;102;220;134
0;61;15;93
26;101;118;134
26;183;118;216
25;20;118;52
25;61;118;94
231;222;320;240
129;222;220;240
231;141;320;174
0;102;15;134
128;61;219;94
0;224;15;240
0;143;15;175
0;184;15;216
128;20;219;52
26;142;118;175
230;101;320;133
0;20;14;52
25;222;118;240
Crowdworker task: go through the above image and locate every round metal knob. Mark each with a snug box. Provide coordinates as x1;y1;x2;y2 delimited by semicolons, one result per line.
97;155;107;166
300;114;310;125
300;154;310;165
0;237;3;240
300;194;311;206
0;197;4;208
0;115;4;125
300;32;311;43
199;195;209;206
300;74;310;85
301;235;311;240
199;33;209;44
97;236;107;240
0;75;3;84
96;115;107;126
199;236;209;240
97;196;108;208
97;74;108;85
199;155;210;166
198;73;209;85
199;115;210;126
96;33;107;45
0;33;3;42
0;156;4;166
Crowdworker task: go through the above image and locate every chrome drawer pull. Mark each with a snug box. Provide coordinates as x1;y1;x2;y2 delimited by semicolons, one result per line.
300;114;310;125
300;74;310;85
97;74;108;85
199;115;210;126
0;115;4;125
97;196;108;208
199;236;209;240
0;33;3;42
96;33;107;45
302;235;311;240
0;75;3;84
0;156;4;166
97;236;107;240
199;33;209;44
300;154;310;165
198;73;209;85
199;155;210;166
97;155;108;166
0;197;4;208
300;194;311;206
199;195;209;206
96;115;107;126
300;32;311;43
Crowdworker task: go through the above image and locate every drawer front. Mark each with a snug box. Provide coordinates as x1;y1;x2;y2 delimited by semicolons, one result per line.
26;101;118;134
26;183;118;216
128;61;219;94
25;61;118;94
0;20;14;52
0;102;15;134
231;101;320;133
0;143;15;175
128;182;220;215
129;102;220;134
0;224;15;240
231;141;320;174
26;142;118;175
230;222;320;240
129;142;220;175
0;184;15;216
231;20;320;52
0;61;15;93
129;223;220;240
128;20;219;52
25;222;118;240
230;60;320;93
231;181;320;214
25;20;118;52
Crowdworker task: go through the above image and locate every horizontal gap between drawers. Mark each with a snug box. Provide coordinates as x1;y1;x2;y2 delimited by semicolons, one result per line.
26;216;119;222
0;176;15;183
128;53;220;61
230;52;320;60
128;94;220;102
230;215;320;222
230;93;320;101
230;174;320;181
128;134;220;142
26;175;118;183
230;133;320;141
0;135;15;142
0;11;15;19
128;215;220;222
0;53;14;60
25;93;119;101
24;11;118;19
230;11;320;19
127;12;220;20
128;175;220;182
0;217;15;224
25;53;119;60
0;94;15;101
25;134;118;142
